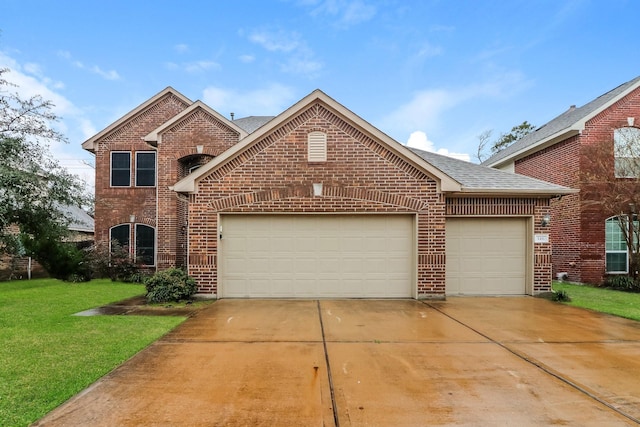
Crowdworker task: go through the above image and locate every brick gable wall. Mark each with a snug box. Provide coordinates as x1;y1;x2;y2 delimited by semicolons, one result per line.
155;108;242;269
93;93;190;257
187;102;446;296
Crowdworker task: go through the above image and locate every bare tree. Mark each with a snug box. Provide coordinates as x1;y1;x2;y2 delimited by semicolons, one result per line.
581;126;640;279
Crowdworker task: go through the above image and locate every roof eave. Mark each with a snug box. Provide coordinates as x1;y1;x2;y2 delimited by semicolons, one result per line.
485;128;581;169
81;87;193;153
449;187;579;197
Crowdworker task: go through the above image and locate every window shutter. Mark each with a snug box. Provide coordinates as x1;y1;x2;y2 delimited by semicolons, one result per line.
308;132;327;162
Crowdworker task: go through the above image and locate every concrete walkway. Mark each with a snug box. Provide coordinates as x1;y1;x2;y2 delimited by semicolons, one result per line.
34;298;640;426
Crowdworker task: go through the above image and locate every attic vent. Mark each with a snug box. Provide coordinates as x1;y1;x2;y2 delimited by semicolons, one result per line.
307;131;327;162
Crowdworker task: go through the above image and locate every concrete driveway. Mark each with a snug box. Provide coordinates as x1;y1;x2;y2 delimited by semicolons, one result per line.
34;298;640;426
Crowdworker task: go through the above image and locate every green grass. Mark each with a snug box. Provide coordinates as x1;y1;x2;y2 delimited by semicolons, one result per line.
0;279;186;427
553;281;640;321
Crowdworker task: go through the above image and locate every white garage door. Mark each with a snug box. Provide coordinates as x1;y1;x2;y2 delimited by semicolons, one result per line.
446;218;528;295
219;215;414;298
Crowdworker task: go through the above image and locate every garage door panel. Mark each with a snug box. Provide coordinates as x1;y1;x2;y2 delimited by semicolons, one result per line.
220;215;414;298
446;218;527;296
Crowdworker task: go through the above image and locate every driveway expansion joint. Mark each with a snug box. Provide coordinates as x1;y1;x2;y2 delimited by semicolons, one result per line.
423;300;640;425
317;300;340;427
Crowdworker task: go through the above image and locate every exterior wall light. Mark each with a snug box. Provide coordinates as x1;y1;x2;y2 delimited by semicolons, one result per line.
541;214;551;227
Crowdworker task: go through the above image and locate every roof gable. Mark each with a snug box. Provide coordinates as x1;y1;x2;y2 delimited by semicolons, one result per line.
144;100;248;144
81;87;192;153
484;75;640;168
172;89;462;193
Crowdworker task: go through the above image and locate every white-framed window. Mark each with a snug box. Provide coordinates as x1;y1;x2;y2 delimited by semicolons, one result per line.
109;223;156;266
605;216;639;273
135;224;156;266
111;152;131;187
308;131;327;162
135;152;156;187
110;224;130;251
614;127;640;178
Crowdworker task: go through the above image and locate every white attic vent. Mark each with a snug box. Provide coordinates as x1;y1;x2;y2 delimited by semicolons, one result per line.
307;131;327;162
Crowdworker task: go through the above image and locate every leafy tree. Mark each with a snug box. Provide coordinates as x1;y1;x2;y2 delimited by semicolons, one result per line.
0;67;89;276
477;121;537;162
491;121;536;154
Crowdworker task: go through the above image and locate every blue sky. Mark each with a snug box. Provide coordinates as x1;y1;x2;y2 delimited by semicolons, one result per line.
1;0;639;192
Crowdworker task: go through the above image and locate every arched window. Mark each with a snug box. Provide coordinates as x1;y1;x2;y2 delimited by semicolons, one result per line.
135;224;156;266
110;224;130;252
614;127;640;178
605;216;638;273
109;223;156;266
308;131;327;162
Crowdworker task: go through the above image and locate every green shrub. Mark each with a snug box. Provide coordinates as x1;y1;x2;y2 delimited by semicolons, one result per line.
552;289;571;302
83;241;142;282
145;268;197;303
604;275;640;292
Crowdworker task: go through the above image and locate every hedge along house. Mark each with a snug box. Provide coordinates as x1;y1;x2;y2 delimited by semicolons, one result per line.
171;90;576;298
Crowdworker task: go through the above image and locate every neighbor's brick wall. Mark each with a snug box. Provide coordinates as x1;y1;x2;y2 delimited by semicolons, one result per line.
446;197;553;293
515;85;640;284
516;136;582;282
187;102;447;297
155;108;241;269
93;93;190;258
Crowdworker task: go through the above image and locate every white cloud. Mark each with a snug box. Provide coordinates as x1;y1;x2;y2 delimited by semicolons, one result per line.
57;50;120;81
249;30;302;53
174;43;190;54
406;131;470;162
239;54;255;63
304;0;377;28
381;73;532;137
246;28;322;77
202;84;297;117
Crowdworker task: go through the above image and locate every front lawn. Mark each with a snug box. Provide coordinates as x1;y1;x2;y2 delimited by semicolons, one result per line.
0;279;186;427
553;281;640;321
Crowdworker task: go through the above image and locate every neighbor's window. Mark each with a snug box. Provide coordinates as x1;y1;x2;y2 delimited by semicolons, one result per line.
135;224;155;265
614;127;640;178
605;216;639;273
136;152;156;187
308;131;327;162
110;224;130;252
111;152;131;186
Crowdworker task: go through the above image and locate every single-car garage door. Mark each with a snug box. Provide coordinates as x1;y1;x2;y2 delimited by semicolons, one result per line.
219;214;414;298
446;217;528;295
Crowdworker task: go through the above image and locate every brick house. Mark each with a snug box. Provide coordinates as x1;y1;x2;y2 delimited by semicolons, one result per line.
83;87;574;298
484;76;640;284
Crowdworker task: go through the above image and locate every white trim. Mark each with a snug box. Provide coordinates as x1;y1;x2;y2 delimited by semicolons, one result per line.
110;151;131;187
135;151;157;187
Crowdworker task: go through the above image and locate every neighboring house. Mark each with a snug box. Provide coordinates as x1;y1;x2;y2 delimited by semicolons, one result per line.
484;76;640;284
0;205;94;280
83;87;574;298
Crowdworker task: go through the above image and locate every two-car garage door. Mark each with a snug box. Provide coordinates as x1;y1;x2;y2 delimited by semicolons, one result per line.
219;215;414;298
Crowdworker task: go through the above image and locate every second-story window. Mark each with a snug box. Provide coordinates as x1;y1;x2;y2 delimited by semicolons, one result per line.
614;127;640;178
136;152;156;187
111;152;131;187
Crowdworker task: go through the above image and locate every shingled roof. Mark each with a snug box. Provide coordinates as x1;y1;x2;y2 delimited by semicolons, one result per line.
483;75;640;168
409;147;576;196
